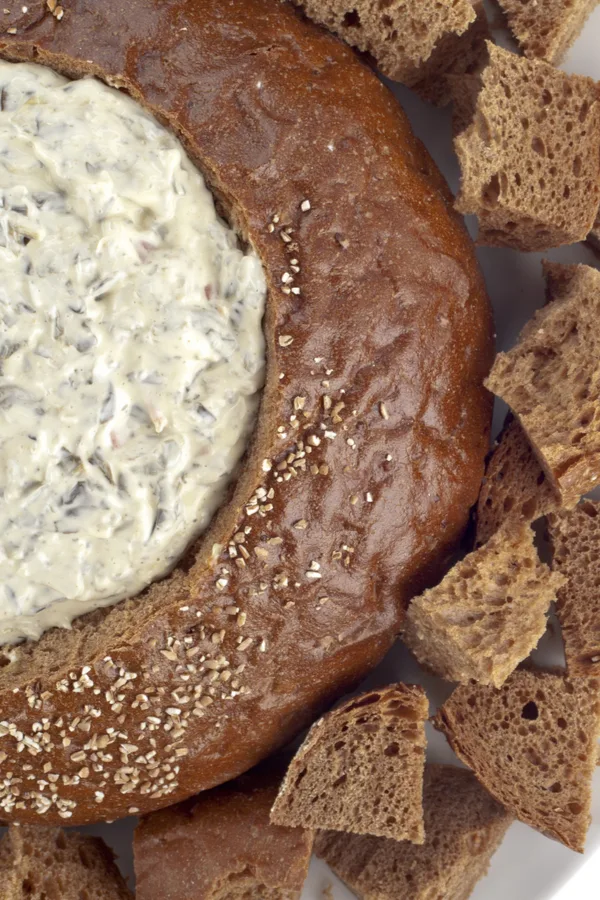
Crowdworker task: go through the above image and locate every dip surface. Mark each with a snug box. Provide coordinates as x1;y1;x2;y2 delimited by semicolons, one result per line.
0;62;266;643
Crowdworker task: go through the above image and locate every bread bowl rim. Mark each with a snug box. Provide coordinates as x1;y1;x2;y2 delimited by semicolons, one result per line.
0;0;493;825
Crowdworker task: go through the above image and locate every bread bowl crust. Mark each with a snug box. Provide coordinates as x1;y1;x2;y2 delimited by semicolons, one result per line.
0;0;493;824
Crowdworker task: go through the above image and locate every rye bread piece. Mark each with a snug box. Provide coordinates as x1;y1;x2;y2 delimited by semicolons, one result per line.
476;415;559;546
404;521;564;687
1;825;133;900
411;0;490;107
134;767;313;900
434;669;600;852
455;43;600;251
316;763;512;900
548;500;600;676
0;0;493;826
290;0;476;87
487;262;600;508
497;0;600;65
0;837;15;893
271;684;428;843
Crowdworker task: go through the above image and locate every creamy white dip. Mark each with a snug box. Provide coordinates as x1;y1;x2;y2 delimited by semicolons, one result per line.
0;62;266;644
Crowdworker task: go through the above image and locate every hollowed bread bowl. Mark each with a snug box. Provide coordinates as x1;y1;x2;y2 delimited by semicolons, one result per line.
0;0;493;824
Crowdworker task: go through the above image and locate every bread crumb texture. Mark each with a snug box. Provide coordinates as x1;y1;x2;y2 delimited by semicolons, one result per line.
434;668;600;852
410;0;490;107
0;824;133;900
476;415;559;546
315;763;512;900
134;767;313;900
404;521;564;687
290;0;476;85
548;500;600;676
271;684;427;843
455;43;600;251
449;71;483;137
486;262;600;507
497;0;600;64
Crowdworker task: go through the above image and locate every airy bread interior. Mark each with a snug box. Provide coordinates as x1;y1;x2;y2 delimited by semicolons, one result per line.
455;43;600;250
435;668;600;853
290;0;476;85
404;521;563;687
271;684;428;843
497;0;600;64
548;500;600;676
486;262;600;508
1;825;133;900
315;763;512;900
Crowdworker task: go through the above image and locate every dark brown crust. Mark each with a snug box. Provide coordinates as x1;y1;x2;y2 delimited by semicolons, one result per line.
134;765;313;900
0;0;493;824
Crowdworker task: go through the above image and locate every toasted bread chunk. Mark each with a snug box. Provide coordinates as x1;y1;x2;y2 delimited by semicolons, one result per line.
316;763;512;900
455;43;600;251
476;416;559;546
291;0;476;86
271;684;428;843
497;0;600;64
487;262;600;508
404;521;563;687
0;835;15;894
548;500;600;676
434;669;600;852
1;825;132;900
135;766;313;900
412;0;490;106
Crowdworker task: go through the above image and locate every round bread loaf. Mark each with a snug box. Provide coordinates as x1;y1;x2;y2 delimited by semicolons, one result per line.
0;0;493;824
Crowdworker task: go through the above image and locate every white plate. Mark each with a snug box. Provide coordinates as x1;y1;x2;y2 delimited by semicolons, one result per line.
24;7;600;898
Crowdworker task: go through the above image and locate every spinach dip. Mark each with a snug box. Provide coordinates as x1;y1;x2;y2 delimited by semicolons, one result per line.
0;62;266;644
